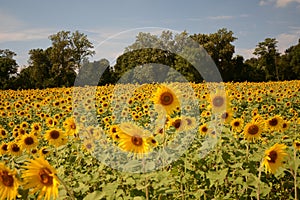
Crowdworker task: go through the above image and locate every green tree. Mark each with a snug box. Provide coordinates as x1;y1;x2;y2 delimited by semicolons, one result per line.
190;28;237;81
0;49;18;89
253;38;279;81
114;31;204;83
279;38;300;80
27;48;53;88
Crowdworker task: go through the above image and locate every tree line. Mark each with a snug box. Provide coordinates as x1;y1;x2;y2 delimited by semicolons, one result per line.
1;28;300;89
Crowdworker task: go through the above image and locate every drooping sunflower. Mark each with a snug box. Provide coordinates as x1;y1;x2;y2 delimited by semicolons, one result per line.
243;120;264;141
220;110;233;124
22;157;59;200
262;143;288;174
152;84;180;116
63;117;78;136
293;140;300;151
18;133;38;152
44;128;67;147
0;163;19;200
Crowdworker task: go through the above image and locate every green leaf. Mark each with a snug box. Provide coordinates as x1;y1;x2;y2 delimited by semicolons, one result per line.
83;191;104;200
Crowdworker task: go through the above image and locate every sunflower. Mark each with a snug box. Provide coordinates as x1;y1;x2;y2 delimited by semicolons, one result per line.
82;139;95;152
0;143;9;155
220;110;233;124
0;128;8;139
243;120;264;141
293;140;300;151
63;117;78;136
0;163;19;200
209;91;229;113
117;122;152;155
181;116;197;131
266;115;283;132
45;128;66;147
31;122;42;135
18;133;38;152
168;117;186;132
199;124;209;136
152;84;180;116
262;143;288;174
8;142;23;156
230;118;244;133
22;157;59;200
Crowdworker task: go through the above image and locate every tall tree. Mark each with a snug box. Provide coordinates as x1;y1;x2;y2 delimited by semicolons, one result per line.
0;49;18;89
279;38;300;80
190;28;237;81
253;38;279;81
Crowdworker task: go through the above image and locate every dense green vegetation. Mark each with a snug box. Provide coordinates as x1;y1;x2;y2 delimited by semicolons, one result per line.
1;28;300;89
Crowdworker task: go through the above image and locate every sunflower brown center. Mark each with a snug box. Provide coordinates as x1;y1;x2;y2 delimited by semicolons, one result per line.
50;130;60;139
201;126;208;132
1;144;8;151
268;150;277;163
1;130;6;136
86;143;92;149
173;119;182;129
160;92;174;106
24;137;34;145
296;142;300;147
11;144;20;152
221;112;229;119
186;118;192;125
212;96;225;107
34;125;40;131
233;121;240;127
282;123;287;128
131;135;143;146
39;168;53;186
269;118;278;126
1;171;14;187
70;123;76;130
248;125;259;135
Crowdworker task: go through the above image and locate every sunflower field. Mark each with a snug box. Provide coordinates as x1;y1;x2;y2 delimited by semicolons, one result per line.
0;80;299;200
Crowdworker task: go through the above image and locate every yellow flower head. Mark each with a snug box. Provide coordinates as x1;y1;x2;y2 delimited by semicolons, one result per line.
262;143;288;174
0;163;19;200
152;84;180;116
22;157;59;200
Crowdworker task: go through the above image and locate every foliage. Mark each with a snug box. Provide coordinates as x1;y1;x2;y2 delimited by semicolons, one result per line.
0;80;299;199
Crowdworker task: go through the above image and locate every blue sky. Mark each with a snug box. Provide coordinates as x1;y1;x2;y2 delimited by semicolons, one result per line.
1;0;300;67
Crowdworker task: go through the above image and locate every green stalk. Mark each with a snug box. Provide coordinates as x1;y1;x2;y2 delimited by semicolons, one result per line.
293;148;298;200
57;175;75;200
257;159;264;200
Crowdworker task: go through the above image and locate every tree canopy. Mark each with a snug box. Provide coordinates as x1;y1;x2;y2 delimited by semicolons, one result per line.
1;29;300;90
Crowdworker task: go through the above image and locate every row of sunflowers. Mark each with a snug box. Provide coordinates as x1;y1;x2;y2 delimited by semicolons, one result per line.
0;80;299;199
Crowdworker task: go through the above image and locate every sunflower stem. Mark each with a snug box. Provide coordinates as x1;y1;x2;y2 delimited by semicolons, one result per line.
293;148;298;200
57;175;75;200
257;159;264;200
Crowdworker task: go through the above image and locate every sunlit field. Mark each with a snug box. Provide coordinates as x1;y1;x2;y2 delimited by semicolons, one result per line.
0;80;299;200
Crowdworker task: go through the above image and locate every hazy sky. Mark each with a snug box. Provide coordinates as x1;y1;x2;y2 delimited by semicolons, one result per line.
1;0;300;66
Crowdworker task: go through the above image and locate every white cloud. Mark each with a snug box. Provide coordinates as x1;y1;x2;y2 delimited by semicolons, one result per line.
235;48;255;59
0;28;56;43
259;0;300;7
277;29;300;53
207;15;234;20
0;10;25;33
